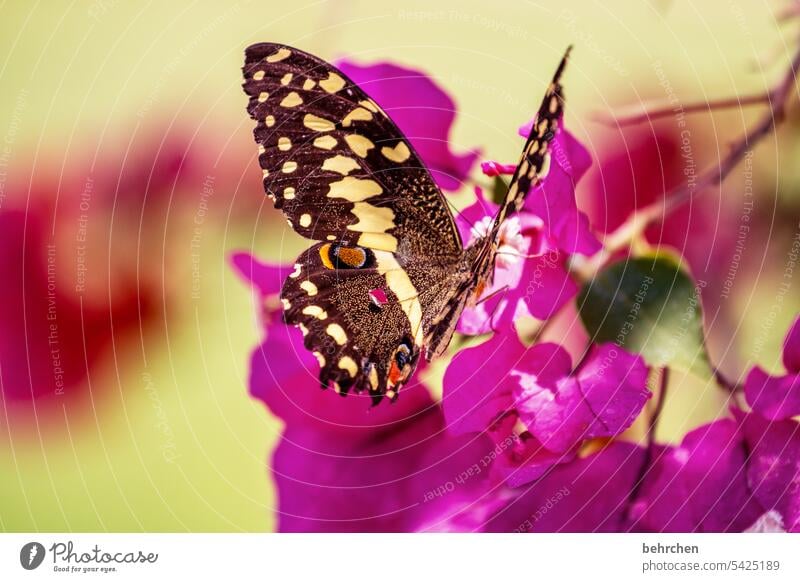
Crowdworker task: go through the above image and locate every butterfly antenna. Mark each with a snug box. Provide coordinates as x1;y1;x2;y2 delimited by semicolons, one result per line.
444;196;480;237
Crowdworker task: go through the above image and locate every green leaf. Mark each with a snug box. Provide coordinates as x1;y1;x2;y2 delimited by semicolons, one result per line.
489;176;508;205
577;254;711;378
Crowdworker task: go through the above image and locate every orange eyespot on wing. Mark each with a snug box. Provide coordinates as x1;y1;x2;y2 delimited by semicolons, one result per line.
319;243;372;270
336;246;367;268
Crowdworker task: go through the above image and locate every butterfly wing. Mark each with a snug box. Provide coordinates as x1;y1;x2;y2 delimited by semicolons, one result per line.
243;43;466;401
492;46;571;232
242;42;462;258
281;242;459;402
426;48;573;359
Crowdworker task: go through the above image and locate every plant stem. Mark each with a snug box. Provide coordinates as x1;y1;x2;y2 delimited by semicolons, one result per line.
574;41;800;281
624;366;669;529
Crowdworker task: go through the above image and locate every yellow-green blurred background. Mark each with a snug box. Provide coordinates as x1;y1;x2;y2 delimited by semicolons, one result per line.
1;0;798;531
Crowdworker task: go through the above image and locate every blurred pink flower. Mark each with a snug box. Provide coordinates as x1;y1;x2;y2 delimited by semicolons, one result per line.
745;316;800;420
630;419;763;532
481;442;645;532
582;124;733;285
0;206;146;411
738;411;800;532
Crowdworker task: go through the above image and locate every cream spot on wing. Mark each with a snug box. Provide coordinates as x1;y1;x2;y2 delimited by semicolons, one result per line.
325;323;347;345
303;78;316;90
359;99;379;113
368;365;379;390
266;48;291;63
322;155;360;175
537;119;548;137
302;305;328;320
257;91;269;102
299;213;312;227
313;135;337;150
326;235;336;240
278;136;292;151
298;323;309;336
342;107;373;127
338;356;358;378
300;280;318;296
280;73;293;86
549;95;559;114
304;114;335;132
347;203;396;239
283;187;296;199
281;298;291;310
356;232;397;252
253;70;265;81
289;263;302;278
344;134;374;158
319;72;346;93
375;251;424;346
326;176;382;202
265;115;275;127
258;144;265;154
280;91;302;108
262;169;269;178
313;351;325;366
380;142;411;163
282;160;298;173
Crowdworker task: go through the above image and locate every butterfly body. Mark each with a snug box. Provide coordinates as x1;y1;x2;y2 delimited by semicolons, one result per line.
243;43;569;403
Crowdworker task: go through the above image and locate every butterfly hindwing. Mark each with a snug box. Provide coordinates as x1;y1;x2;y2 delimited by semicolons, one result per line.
281;241;458;401
242;42;462;259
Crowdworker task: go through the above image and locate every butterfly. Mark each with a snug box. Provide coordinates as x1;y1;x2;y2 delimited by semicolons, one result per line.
242;43;570;404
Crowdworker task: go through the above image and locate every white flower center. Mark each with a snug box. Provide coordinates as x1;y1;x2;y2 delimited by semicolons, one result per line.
470;215;527;269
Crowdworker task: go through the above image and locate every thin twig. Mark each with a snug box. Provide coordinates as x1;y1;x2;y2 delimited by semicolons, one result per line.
575;42;800;280
713;366;746;408
623;367;669;529
647;367;670;450
593;92;770;128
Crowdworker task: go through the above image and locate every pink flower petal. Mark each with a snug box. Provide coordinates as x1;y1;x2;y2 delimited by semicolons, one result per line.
740;412;800;532
745;367;800;421
783;316;800;373
442;332;522;434
633;419;762;532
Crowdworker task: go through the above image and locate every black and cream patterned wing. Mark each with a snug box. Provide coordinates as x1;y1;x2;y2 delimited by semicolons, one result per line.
281;242;456;403
242;42;462;260
426;47;574;360
491;46;571;233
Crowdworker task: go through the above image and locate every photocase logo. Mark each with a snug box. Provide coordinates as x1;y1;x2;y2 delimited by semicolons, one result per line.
19;542;46;570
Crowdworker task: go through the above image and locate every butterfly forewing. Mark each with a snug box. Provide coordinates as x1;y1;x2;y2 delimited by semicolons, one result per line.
242;42;462;258
492;46;571;232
